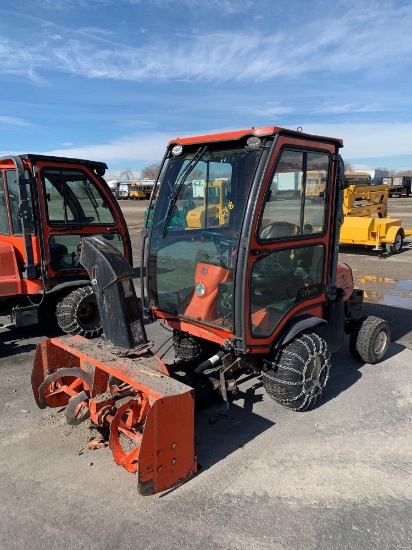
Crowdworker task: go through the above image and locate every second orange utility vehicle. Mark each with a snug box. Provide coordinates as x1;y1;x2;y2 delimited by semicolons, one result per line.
0;154;132;335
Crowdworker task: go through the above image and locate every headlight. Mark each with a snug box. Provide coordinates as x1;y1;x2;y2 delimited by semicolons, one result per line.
195;282;205;296
171;145;183;156
246;136;261;149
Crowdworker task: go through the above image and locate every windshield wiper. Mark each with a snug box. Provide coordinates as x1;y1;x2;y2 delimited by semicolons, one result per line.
82;181;101;223
161;145;206;238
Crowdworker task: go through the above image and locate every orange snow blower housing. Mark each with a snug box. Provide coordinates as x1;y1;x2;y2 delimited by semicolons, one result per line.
32;126;390;495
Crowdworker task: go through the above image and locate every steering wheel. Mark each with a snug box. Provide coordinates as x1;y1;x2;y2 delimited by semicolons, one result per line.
200;230;236;259
259;221;300;240
200;230;236;246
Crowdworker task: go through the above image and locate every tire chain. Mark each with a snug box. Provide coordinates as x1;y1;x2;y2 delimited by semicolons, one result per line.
262;333;331;411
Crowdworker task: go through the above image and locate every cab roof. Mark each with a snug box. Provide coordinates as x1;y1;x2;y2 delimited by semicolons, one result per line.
168;125;343;149
0;154;107;170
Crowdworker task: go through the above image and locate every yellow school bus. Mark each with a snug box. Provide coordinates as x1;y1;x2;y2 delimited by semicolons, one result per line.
130;179;156;200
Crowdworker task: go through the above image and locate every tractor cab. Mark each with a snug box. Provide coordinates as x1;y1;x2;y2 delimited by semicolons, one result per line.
0;154;132;333
143;127;344;356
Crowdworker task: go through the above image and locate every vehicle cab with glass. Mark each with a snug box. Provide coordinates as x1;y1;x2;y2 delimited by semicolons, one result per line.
0;154;131;332
143;127;345;355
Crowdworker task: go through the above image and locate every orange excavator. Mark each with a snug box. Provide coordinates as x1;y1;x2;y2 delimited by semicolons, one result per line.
31;126;390;494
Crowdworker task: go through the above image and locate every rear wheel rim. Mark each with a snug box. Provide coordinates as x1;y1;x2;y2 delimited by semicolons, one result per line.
374;330;388;357
77;298;99;328
394;233;402;251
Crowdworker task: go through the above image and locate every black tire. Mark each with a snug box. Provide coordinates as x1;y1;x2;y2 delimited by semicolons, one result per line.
262;332;331;411
385;231;403;254
349;316;390;364
172;330;216;362
56;286;102;339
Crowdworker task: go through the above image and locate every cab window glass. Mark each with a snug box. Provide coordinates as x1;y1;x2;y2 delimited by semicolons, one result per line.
160;152;234;232
258;150;329;240
0;172;9;234
43;169;115;225
250;244;325;337
49;233;124;271
304;153;329;231
5;170;34;235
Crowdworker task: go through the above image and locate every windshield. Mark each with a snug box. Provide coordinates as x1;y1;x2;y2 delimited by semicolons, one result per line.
42;168;115;225
148;143;262;331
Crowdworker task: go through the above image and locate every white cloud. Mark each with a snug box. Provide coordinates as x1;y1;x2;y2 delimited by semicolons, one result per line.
33;122;412;168
238;103;294;117
302;123;412;159
43;132;171;163
2;1;412;85
0;116;32;126
314;104;387;115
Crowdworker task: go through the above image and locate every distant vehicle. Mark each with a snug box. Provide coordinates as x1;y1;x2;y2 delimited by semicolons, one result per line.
130;179;156;200
340;182;412;253
382;176;411;198
347;169;388;185
186;180;232;228
117;182;131;200
106;180;120;194
344;172;372;186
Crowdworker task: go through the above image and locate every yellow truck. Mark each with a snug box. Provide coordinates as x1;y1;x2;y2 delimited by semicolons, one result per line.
186;180;232;228
340;183;412;253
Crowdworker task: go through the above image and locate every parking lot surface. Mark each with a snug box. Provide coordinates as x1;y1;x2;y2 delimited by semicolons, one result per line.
1;198;411;550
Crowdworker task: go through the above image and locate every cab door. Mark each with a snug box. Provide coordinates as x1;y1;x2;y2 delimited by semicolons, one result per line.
0;157;39;281
243;135;340;352
35;161;131;277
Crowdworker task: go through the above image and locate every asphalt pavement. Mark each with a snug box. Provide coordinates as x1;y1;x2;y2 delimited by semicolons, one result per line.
0;197;411;550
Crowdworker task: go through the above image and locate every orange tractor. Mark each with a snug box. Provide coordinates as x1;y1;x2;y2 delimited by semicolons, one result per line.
31;127;390;495
0;154;132;336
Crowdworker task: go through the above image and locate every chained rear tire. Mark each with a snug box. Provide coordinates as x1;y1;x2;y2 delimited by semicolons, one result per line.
262;332;331;411
56;286;102;339
349;316;390;364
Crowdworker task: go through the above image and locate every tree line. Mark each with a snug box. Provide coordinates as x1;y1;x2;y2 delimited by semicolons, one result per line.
344;162;412;177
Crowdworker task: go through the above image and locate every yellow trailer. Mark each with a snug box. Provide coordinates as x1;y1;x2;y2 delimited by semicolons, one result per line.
340;184;410;253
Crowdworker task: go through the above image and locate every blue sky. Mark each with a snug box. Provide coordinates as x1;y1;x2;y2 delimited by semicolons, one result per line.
1;0;412;177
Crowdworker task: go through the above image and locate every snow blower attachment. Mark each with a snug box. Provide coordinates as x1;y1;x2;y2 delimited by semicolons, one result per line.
31;236;197;495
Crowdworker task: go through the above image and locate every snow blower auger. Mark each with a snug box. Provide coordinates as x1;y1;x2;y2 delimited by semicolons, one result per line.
31;236;197;495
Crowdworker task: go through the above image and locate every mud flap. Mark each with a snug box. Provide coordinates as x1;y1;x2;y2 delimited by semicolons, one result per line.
31;336;197;494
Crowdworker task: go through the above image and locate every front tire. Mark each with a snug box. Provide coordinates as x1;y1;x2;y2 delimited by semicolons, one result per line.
262;332;331;411
56;286;102;339
386;231;403;254
349;316;390;364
